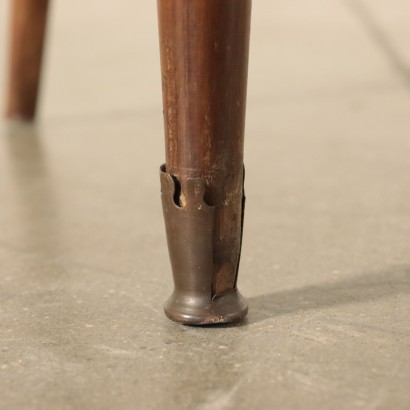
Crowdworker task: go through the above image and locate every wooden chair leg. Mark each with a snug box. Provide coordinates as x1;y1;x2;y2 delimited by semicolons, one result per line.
157;0;252;325
6;0;49;120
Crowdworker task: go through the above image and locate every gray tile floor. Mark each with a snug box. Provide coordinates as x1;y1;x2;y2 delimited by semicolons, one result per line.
1;1;410;409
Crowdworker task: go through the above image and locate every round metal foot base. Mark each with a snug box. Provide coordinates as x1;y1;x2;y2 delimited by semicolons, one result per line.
164;289;248;326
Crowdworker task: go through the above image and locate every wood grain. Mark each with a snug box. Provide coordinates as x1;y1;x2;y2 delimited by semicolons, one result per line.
158;0;252;295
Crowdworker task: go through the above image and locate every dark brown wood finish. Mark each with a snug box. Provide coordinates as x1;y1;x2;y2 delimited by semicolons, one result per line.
158;0;252;297
6;0;49;120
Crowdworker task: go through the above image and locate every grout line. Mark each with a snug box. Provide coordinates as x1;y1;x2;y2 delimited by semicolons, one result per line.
34;80;401;129
40;105;162;127
248;79;401;107
343;0;410;94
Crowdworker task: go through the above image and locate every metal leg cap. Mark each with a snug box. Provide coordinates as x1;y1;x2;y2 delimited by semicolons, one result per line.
164;289;248;326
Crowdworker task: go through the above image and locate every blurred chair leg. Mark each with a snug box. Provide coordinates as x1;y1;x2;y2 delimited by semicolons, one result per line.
6;0;50;120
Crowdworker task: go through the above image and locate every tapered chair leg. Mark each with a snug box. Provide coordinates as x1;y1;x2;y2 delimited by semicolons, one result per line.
157;0;252;325
6;0;49;120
